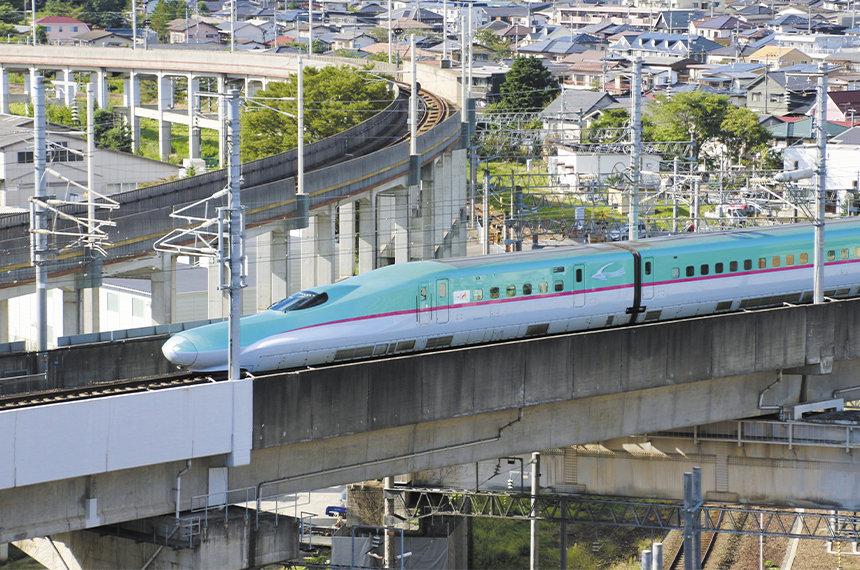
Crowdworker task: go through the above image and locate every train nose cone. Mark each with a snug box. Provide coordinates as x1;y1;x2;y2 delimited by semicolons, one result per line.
162;335;198;367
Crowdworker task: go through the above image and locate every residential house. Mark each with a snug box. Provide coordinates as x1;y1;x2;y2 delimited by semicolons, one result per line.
689;15;754;41
748;46;810;69
808;90;860;123
330;30;376;51
518;37;600;62
693;61;765;93
36;16;90;45
609;32;722;64
167;19;221;44
766;14;811;33
541;90;617;144
73;30;133;47
653;10;705;34
782;125;859;212
705;43;760;64
561;49;624;90
0;114;181;210
744;70;818;114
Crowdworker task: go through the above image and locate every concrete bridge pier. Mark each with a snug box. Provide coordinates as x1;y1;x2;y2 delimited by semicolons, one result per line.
156;73;173;161
335;200;356;281
151;253;177;326
357;195;374;273
255;225;288;312
124;72;141;153
59;68;75;106
61;285;100;336
89;69;108;109
0;66;9;114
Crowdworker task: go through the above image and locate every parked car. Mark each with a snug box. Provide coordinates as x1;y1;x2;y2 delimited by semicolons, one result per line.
609;222;647;241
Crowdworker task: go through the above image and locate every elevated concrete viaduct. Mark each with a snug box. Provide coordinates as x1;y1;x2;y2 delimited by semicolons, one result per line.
2;297;859;545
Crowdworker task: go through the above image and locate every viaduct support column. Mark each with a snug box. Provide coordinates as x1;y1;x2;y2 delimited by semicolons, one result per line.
376;193;395;266
315;208;336;285
89;70;109;109
80;285;100;334
187;74;200;159
357;196;375;273
207;259;227;319
255;224;287;311
0;66;9;114
0;299;8;343
62;288;80;336
393;190;410;264
61;68;75;106
421;164;438;260
156;73;172;162
150;253;176;325
125;71;141;153
287;220;317;294
336;201;356;280
449;148;468;256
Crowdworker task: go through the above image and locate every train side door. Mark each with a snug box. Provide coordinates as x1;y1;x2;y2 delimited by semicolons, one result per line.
418;283;431;325
573;264;586;307
642;256;654;300
435;279;450;323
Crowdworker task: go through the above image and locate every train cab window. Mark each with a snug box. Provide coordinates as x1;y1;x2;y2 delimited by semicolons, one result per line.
772;256;780;267
730;261;738;272
554;280;564;292
786;254;794;266
827;250;836;261
490;287;500;299
800;253;808;264
672;267;680;278
523;283;532;295
539;281;549;293
438;282;447;297
506;285;516;297
758;258;766;269
553;266;564;273
715;262;724;274
700;264;709;275
270;290;329;311
842;248;850;260
644;261;652;276
685;266;694;277
473;289;483;301
576;268;584;282
744;259;752;270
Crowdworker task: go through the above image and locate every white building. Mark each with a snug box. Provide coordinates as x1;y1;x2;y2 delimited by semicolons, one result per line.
0;114;181;210
783;134;860;214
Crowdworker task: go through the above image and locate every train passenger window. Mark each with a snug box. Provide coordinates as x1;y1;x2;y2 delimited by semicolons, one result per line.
758;258;766;269
800;253;808;264
539;281;548;293
856;247;860;258
438;282;447;297
672;267;680;278
827;250;836;261
786;255;794;266
270;290;329;311
772;256;780;267
523;283;532;295
553;266;565;273
715;262;724;274
554;280;564;292
420;286;427;301
842;248;850;260
575;268;583;282
700;264;709;275
490;287;500;299
644;261;652;276
744;259;752;270
473;289;483;301
685;266;694;277
730;261;738;272
506;285;516;297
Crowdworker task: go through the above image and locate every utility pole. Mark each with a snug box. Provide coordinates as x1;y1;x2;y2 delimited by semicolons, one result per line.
31;75;47;358
529;452;541;570
308;0;313;56
224;90;245;382
298;56;304;197
629;57;642;240
814;62;827;304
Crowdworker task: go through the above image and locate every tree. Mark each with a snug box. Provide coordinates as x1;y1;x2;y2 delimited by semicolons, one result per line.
81;0;127;28
150;0;184;42
492;56;559;113
43;0;83;19
645;91;730;160
240;66;393;161
94;107;131;153
0;1;23;24
719;105;772;165
584;108;634;143
475;29;510;59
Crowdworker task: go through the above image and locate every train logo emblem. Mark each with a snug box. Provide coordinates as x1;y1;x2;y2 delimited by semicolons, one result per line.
592;262;626;281
453;290;470;304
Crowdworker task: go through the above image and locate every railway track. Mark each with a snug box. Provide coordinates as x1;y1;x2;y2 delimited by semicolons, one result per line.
0;371;223;411
668;511;723;569
416;90;450;135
